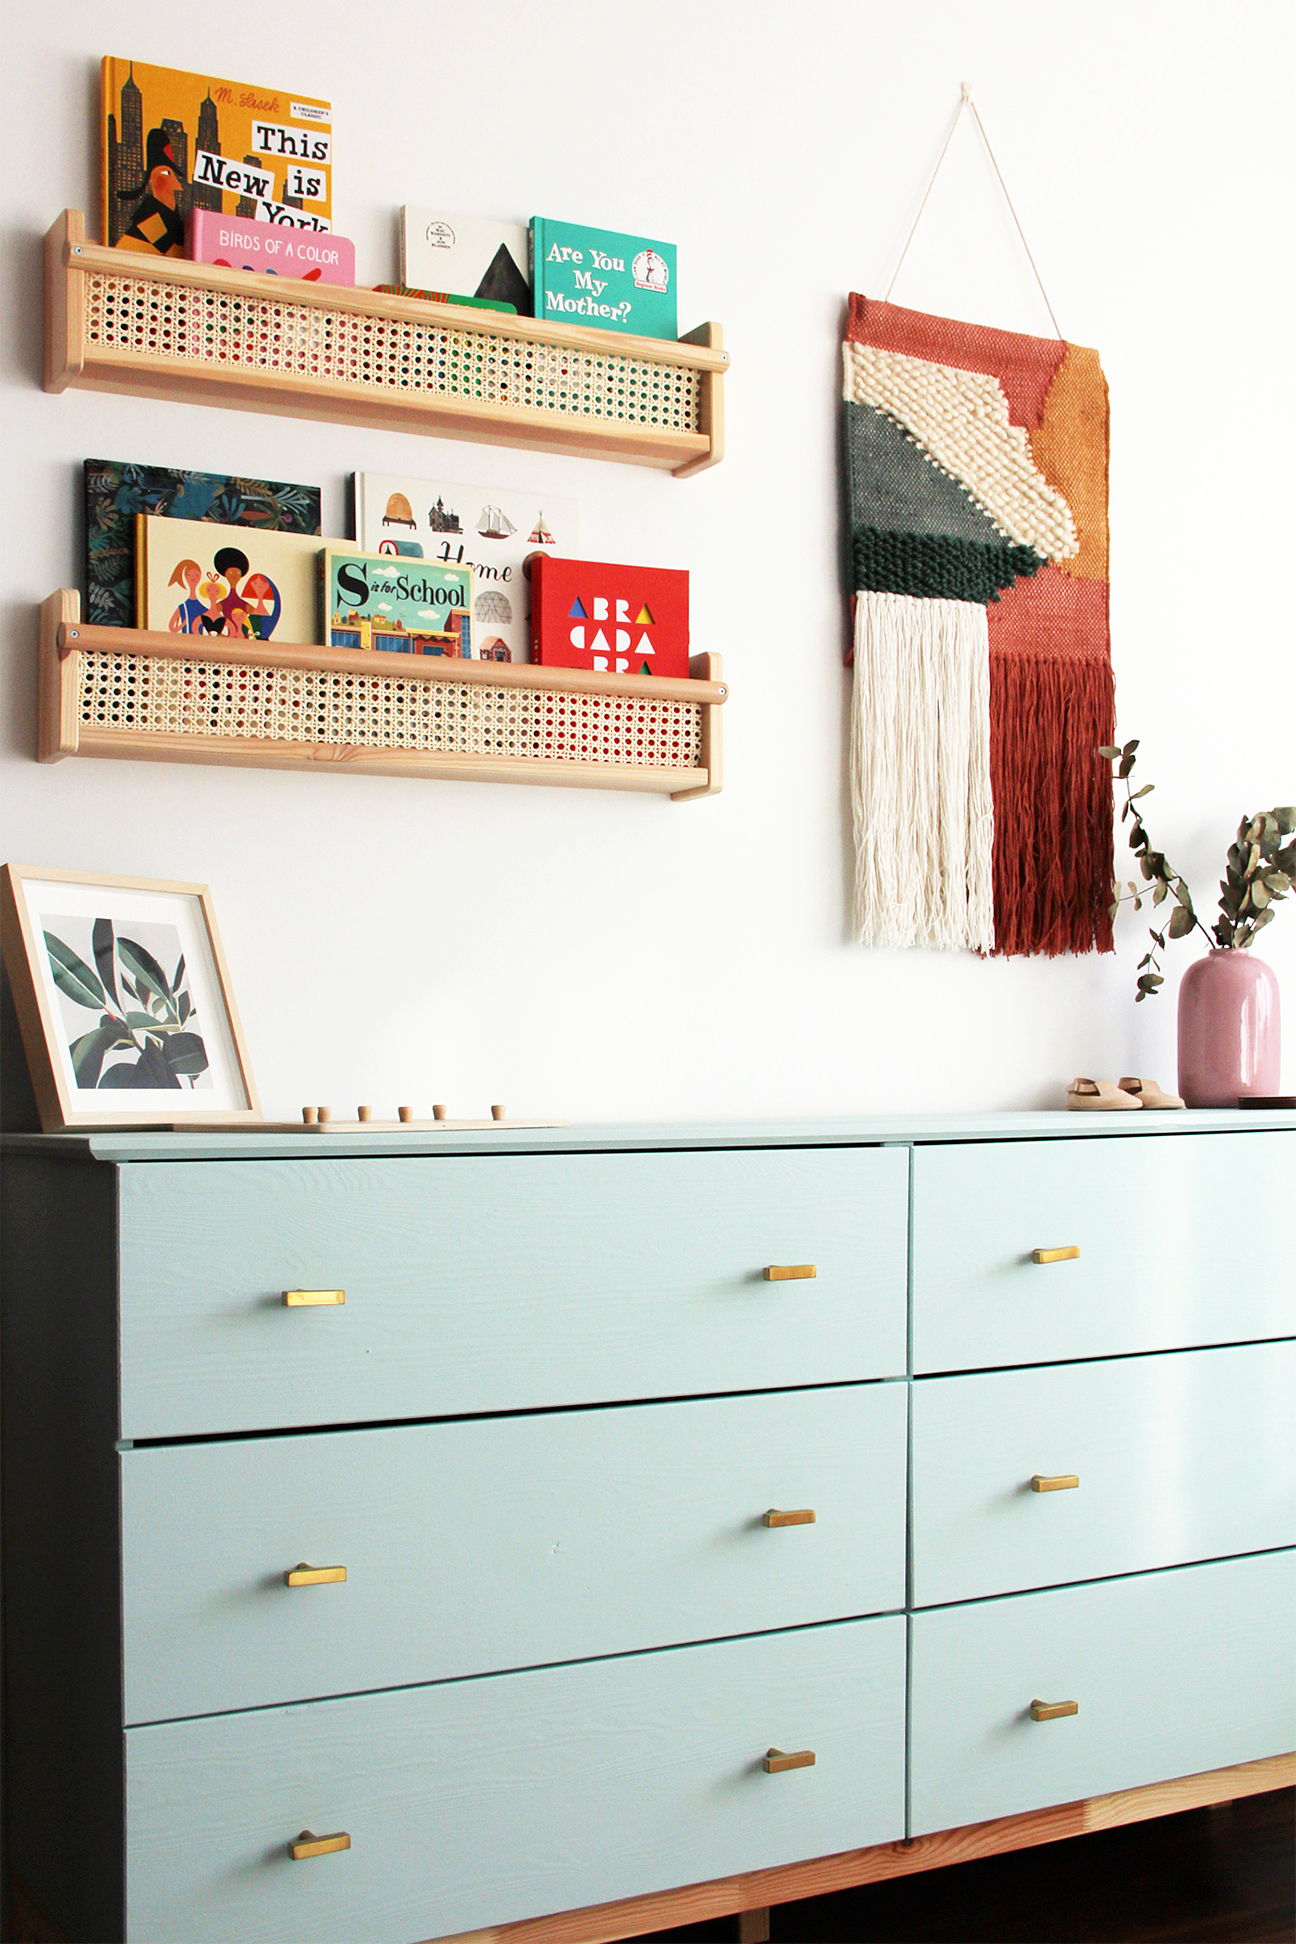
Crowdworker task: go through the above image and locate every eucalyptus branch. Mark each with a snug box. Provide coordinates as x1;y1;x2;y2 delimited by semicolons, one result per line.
1100;741;1295;1002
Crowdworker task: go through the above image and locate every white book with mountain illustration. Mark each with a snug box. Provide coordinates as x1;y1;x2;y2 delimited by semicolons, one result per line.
399;209;531;315
352;475;579;663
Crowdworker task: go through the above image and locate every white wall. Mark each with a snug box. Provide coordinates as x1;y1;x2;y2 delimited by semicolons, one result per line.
2;0;1292;1122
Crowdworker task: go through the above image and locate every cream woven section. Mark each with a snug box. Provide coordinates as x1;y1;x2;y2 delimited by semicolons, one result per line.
83;272;702;431
78;652;703;771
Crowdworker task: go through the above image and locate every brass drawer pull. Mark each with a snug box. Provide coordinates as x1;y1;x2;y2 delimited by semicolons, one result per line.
763;1747;816;1772
284;1289;345;1307
1031;1247;1080;1264
1030;1699;1079;1722
763;1264;817;1281
763;1508;816;1527
1030;1474;1080;1493
285;1563;347;1587
290;1829;351;1860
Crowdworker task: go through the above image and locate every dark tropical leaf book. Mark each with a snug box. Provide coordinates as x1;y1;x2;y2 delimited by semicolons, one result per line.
85;460;321;629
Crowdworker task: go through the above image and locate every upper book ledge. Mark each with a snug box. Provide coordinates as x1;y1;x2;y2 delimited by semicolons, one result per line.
42;212;727;477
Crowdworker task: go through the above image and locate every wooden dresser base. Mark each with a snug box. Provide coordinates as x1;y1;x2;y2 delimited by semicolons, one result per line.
441;1753;1295;1944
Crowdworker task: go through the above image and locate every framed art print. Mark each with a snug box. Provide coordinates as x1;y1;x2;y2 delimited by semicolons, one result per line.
0;866;260;1130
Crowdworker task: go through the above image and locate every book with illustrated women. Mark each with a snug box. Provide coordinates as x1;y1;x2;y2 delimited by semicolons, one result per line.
136;515;323;642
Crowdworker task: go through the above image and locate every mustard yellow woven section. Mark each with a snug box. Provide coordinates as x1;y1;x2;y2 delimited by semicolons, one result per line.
77;651;702;770
83;273;701;432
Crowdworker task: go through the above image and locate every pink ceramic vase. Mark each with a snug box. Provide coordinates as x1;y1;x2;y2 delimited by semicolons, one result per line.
1176;949;1281;1107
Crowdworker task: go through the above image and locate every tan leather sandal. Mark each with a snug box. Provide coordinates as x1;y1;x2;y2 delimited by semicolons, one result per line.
1118;1076;1185;1110
1066;1077;1142;1110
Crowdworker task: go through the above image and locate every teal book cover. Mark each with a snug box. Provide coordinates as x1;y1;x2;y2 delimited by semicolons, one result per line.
529;218;676;340
322;548;473;656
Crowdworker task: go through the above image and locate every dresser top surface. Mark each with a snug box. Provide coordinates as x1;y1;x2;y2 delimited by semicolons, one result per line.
3;1108;1292;1163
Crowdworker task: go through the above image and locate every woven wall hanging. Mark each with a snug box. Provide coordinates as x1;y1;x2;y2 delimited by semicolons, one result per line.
844;92;1114;957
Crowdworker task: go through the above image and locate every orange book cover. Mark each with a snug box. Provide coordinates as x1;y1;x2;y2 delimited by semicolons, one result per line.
101;57;332;257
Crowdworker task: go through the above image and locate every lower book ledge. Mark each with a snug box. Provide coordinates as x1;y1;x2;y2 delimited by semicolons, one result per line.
38;591;726;801
433;1752;1295;1944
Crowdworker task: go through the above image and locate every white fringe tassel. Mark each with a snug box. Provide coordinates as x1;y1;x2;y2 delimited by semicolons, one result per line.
850;590;995;951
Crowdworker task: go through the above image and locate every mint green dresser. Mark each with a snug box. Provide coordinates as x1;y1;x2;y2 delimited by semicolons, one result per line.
3;1113;1292;1941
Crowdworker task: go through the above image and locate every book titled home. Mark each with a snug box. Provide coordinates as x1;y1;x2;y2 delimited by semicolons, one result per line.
400;210;532;316
102;57;332;257
531;557;689;677
529;218;676;340
188;210;353;283
322;549;474;657
353;476;579;664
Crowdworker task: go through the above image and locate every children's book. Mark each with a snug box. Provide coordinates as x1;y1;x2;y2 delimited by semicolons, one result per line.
85;462;320;630
188;210;353;283
322;549;474;657
102;58;332;256
400;210;531;316
136;515;324;642
352;476;579;664
529;218;676;340
531;557;689;677
372;283;515;315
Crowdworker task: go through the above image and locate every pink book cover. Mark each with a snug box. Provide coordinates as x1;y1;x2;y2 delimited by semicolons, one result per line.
187;209;355;284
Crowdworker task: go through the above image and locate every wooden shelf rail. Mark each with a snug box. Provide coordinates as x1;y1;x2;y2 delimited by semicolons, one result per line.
43;212;727;475
38;592;726;800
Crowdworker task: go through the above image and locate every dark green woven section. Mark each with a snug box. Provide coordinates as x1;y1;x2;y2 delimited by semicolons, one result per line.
852;527;1045;604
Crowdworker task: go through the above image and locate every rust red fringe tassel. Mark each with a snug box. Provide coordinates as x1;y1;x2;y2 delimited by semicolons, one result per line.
990;647;1115;957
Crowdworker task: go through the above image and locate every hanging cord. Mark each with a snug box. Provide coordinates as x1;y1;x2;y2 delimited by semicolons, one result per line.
884;83;1064;340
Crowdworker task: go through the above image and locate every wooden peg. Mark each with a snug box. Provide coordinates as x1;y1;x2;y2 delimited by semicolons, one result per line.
491;1104;506;1121
317;1107;331;1124
433;1104;447;1122
357;1106;372;1122
302;1106;318;1125
397;1105;413;1123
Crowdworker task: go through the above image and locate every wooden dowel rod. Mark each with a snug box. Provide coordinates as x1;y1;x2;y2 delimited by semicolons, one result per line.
55;618;728;707
58;219;728;372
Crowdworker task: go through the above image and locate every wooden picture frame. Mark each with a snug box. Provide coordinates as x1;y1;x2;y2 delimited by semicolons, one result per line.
0;865;260;1131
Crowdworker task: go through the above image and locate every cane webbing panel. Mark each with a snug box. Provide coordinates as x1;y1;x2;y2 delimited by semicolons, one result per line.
77;650;703;770
81;272;703;432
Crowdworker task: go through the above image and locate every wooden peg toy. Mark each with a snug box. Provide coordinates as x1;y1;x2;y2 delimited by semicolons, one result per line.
397;1105;414;1123
357;1106;372;1122
433;1104;447;1122
491;1104;506;1121
317;1106;331;1124
302;1106;318;1125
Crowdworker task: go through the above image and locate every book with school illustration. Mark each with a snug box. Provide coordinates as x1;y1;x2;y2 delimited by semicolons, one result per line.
321;549;474;657
531;557;689;677
102;57;332;257
136;514;324;641
399;210;531;316
352;476;578;663
86;461;321;628
529;217;676;340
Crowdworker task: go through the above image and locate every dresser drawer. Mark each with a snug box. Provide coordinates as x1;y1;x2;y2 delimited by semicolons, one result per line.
122;1381;906;1723
911;1132;1293;1372
117;1147;908;1438
910;1549;1296;1835
125;1614;905;1943
912;1341;1296;1606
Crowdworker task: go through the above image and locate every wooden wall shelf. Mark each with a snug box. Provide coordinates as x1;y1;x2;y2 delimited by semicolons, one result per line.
38;592;726;800
43;212;727;476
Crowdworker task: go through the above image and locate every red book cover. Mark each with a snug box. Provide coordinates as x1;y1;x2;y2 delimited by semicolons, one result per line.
531;556;689;676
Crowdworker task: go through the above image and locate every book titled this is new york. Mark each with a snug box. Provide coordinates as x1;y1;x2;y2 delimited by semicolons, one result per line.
529;218;676;340
102;57;332;257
